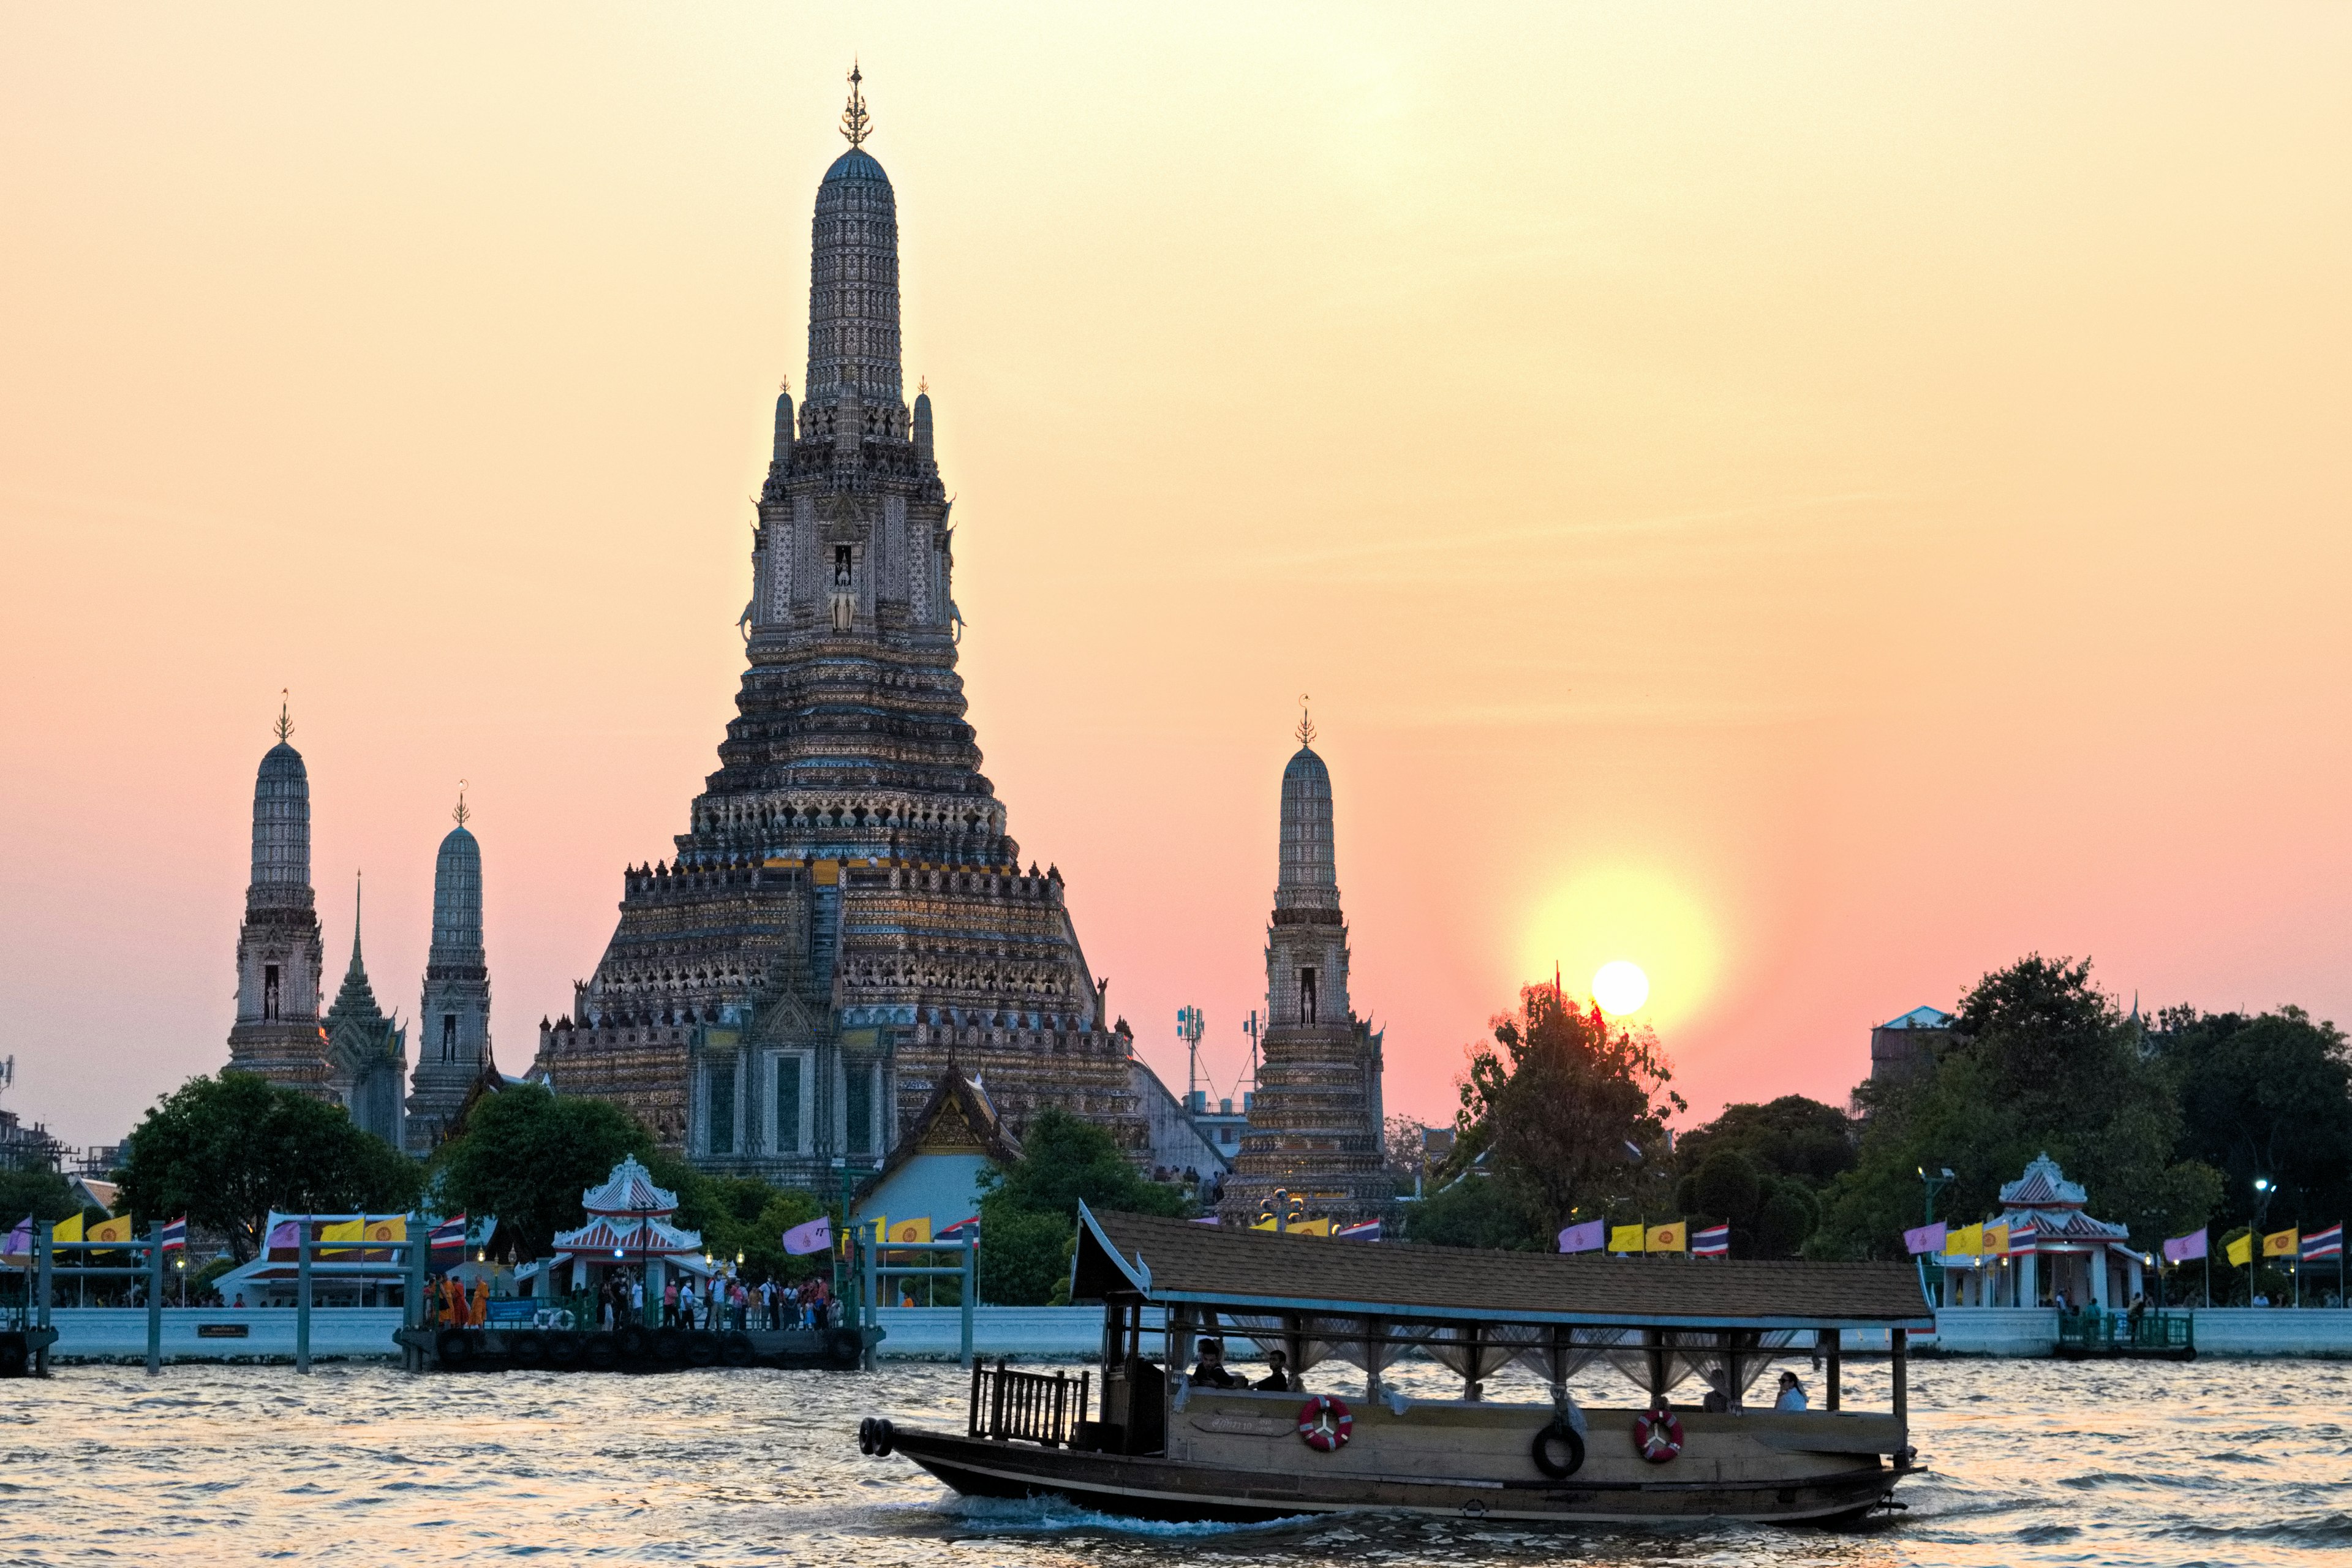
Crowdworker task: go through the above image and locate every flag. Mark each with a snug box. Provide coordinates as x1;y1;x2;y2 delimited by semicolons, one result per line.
1290;1218;1333;1237
1983;1223;2010;1254
161;1216;187;1251
938;1215;981;1238
1692;1224;1729;1257
2;1218;31;1261
1945;1223;1984;1258
888;1217;933;1245
86;1216;133;1245
2226;1232;2253;1267
2005;1224;2038;1256
781;1215;832;1256
429;1214;469;1251
53;1213;83;1245
319;1219;365;1257
1557;1219;1606;1254
1336;1219;1382;1241
2263;1227;2299;1259
1609;1224;1645;1254
1646;1222;1686;1254
2301;1224;2342;1261
1903;1221;1947;1256
1250;1215;1280;1232
364;1218;405;1244
1188;1215;1221;1226
2163;1227;2207;1264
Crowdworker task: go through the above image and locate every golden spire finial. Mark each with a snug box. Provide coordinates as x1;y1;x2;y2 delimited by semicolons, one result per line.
274;689;293;742
840;59;870;148
918;375;928;396
1296;693;1316;748
453;779;470;828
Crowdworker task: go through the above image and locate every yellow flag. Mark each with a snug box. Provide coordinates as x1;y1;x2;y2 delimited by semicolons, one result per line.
2226;1232;2253;1267
1290;1218;1333;1237
1983;1223;2010;1254
889;1216;932;1245
86;1216;133;1244
318;1219;364;1257
52;1213;83;1245
1250;1215;1280;1232
364;1218;406;1244
1947;1223;1984;1257
1610;1224;1645;1254
1646;1222;1686;1254
2264;1228;2299;1259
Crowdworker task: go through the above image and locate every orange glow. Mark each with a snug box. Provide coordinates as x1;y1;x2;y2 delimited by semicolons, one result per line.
3;10;2350;1145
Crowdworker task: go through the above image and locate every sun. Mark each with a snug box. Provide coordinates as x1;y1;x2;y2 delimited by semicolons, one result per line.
1591;960;1650;1017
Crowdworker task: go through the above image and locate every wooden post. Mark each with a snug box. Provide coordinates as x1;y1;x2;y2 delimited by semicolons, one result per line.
145;1225;164;1376
1644;1328;1667;1408
992;1354;1010;1439
296;1231;313;1374
1365;1317;1385;1404
959;1238;975;1369
1821;1326;1841;1411
32;1224;52;1375
1890;1327;1907;1421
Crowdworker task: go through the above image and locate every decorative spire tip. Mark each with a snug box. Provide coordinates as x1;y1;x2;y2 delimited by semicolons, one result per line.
453;779;471;828
1296;693;1316;748
840;60;871;148
274;689;293;742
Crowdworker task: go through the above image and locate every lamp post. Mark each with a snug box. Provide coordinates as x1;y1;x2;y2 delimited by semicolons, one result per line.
2250;1177;2274;1306
1919;1166;1955;1306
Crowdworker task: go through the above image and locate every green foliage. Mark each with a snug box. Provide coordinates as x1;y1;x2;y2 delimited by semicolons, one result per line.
1437;986;1684;1243
2155;1006;2352;1235
1403;1171;1551;1250
116;1072;423;1261
432;1084;652;1260
1691;1152;1762;1223
671;1171;826;1284
974;1107;1191;1303
1811;956;2220;1260
0;1167;79;1228
1672;1143;1827;1261
1675;1096;1857;1189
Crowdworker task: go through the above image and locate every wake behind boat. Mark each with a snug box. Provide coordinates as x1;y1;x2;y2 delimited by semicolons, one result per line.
859;1205;1933;1525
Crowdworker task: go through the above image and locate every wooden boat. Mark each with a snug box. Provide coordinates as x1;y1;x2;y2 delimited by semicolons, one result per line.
861;1205;1934;1525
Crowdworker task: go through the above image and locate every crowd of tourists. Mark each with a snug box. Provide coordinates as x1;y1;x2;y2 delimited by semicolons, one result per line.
589;1268;837;1332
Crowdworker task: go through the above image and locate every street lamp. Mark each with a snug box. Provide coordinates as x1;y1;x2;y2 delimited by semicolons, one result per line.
2250;1177;2274;1306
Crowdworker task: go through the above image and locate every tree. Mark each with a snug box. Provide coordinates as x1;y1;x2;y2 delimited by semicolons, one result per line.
2155;1006;2352;1236
976;1107;1191;1304
1671;1098;1853;1259
1384;1115;1430;1181
0;1167;80;1229
1811;956;2219;1260
116;1072;423;1261
1403;1170;1550;1250
1438;985;1684;1243
432;1083;652;1260
669;1171;826;1284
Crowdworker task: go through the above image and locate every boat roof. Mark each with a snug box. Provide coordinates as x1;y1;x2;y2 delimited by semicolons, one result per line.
1073;1206;1935;1332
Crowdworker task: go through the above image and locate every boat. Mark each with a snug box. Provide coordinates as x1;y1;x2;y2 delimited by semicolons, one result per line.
859;1204;1934;1525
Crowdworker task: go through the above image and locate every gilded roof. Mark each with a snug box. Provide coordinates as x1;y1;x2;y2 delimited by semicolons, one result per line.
1075;1207;1935;1330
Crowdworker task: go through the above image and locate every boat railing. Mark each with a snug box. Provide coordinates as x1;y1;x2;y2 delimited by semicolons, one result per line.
968;1357;1089;1446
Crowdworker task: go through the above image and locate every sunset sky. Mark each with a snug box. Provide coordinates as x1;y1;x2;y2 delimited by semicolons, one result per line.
4;6;2348;1150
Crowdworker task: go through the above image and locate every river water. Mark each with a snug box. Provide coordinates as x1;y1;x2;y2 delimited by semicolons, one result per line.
6;1355;2349;1566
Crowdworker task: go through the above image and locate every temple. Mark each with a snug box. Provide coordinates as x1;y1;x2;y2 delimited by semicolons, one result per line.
404;792;495;1152
323;875;409;1147
1218;717;1390;1226
225;702;333;1096
532;71;1145;1182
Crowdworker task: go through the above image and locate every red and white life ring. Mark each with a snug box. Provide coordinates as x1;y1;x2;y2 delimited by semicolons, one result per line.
1297;1395;1354;1452
1631;1408;1684;1464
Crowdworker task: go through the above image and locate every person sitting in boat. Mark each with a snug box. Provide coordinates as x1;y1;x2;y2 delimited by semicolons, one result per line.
1773;1371;1807;1411
1701;1369;1732;1413
1189;1337;1242;1389
1254;1349;1295;1392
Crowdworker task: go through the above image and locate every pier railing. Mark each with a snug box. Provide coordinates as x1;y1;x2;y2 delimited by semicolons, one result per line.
2056;1308;2194;1354
968;1357;1087;1446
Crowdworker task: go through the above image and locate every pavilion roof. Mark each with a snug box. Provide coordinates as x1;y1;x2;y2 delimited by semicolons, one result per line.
1072;1207;1935;1332
581;1155;679;1217
552;1215;702;1256
2000;1152;2088;1210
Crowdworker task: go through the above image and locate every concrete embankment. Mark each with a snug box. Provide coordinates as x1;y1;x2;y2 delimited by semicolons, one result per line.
38;1305;1153;1364
1924;1306;2352;1357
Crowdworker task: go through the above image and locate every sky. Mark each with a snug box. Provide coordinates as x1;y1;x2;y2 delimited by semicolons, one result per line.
3;5;2348;1151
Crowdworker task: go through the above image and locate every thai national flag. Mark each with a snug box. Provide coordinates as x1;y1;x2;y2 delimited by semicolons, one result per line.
160;1216;187;1251
1692;1224;1730;1257
2005;1225;2039;1256
429;1214;469;1251
938;1216;981;1238
1335;1219;1382;1242
2302;1224;2343;1261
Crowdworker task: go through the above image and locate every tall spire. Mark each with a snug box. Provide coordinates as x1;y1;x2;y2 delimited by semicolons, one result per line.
275;689;293;742
840;59;871;148
350;870;364;968
453;779;470;828
1297;693;1316;748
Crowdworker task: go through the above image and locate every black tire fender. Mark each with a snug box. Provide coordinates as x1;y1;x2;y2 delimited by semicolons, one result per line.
617;1324;649;1360
829;1327;864;1366
584;1333;619;1371
871;1417;895;1458
857;1416;877;1455
1532;1419;1586;1479
686;1332;720;1367
653;1327;685;1363
720;1331;756;1368
546;1332;582;1367
435;1329;472;1367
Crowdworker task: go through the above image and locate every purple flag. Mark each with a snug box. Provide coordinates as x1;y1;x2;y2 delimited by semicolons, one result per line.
1558;1219;1606;1254
1903;1221;1948;1256
2163;1227;2207;1263
782;1215;833;1256
1;1218;29;1257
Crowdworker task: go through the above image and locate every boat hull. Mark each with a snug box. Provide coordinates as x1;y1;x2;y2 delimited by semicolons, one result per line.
887;1427;1907;1526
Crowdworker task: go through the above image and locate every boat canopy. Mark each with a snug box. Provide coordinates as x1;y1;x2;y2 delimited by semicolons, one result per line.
1072;1206;1934;1333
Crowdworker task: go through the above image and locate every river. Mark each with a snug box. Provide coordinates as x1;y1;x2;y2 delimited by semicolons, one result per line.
5;1355;2348;1565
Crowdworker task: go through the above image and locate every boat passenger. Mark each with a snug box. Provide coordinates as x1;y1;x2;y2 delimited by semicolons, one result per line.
1254;1349;1295;1392
1701;1369;1732;1413
1189;1337;1242;1389
1773;1371;1807;1411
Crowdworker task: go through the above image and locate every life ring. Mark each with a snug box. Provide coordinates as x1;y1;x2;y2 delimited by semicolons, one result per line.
1532;1418;1586;1479
1632;1408;1684;1464
1297;1395;1354;1452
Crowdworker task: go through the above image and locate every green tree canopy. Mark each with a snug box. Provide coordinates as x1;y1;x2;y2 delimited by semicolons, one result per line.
1670;1096;1852;1259
1403;1170;1551;1250
0;1167;80;1230
431;1083;653;1260
1812;956;2219;1259
975;1107;1191;1303
1432;986;1684;1245
116;1072;423;1261
2155;1005;2352;1235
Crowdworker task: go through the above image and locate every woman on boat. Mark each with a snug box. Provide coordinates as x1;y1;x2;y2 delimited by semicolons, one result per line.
1774;1371;1808;1411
